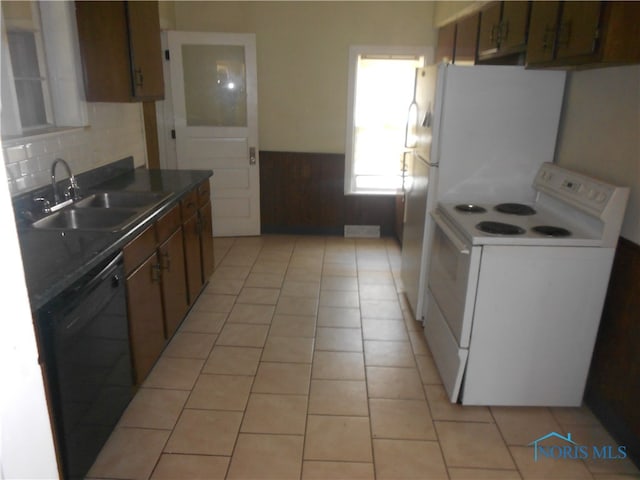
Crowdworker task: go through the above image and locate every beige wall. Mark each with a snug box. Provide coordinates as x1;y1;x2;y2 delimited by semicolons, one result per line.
556;65;640;243
169;1;436;153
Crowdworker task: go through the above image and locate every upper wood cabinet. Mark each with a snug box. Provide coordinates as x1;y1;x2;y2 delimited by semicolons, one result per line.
435;22;456;63
477;2;502;56
435;13;479;65
477;1;530;62
454;13;480;65
526;1;560;64
75;1;164;102
526;1;640;68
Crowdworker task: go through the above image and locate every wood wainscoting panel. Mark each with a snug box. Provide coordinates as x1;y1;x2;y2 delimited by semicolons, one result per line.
586;237;640;467
259;151;396;236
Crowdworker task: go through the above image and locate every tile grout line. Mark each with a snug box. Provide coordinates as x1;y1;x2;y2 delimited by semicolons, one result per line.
299;235;325;480
146;236;240;480
386;238;453;480
222;236;284;479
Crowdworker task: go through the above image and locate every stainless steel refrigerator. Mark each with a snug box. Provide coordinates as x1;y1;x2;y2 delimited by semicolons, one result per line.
400;64;566;322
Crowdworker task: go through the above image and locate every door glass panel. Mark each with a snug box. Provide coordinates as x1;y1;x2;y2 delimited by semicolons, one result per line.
182;44;247;127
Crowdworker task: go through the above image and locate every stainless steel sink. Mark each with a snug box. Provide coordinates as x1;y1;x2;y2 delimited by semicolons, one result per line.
74;191;170;209
31;208;140;232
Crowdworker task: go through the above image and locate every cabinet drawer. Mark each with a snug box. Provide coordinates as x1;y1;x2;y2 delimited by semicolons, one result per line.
123;225;157;275
196;180;211;207
155;204;181;243
180;189;198;220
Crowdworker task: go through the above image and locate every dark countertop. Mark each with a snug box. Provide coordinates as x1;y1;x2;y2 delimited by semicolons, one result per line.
18;166;212;312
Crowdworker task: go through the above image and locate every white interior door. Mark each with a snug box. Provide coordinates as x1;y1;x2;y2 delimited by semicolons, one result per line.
168;31;260;236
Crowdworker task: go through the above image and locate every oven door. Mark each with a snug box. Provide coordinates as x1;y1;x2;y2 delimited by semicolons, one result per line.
427;211;481;348
424;211;481;402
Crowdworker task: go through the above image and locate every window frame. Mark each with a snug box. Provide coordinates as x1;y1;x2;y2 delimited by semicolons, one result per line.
1;1;88;140
344;45;432;196
3;3;55;133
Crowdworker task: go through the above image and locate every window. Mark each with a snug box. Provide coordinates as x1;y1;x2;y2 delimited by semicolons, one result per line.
1;1;87;138
4;10;53;132
344;46;427;195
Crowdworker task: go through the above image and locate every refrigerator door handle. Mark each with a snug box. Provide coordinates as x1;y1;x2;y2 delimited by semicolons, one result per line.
416;152;438;168
401;151;410;194
422;102;432;128
405;100;419;148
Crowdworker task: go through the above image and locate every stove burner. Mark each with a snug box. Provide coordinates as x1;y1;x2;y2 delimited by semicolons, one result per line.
494;203;537;216
455;204;487;213
476;221;526;235
532;226;572;237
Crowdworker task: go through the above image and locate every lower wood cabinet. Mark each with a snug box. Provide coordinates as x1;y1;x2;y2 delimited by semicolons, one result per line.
183;212;202;304
200;201;214;281
123;189;212;385
123;227;165;384
182;181;214;305
158;222;189;338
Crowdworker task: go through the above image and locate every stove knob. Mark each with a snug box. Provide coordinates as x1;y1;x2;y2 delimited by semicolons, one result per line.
587;189;597;200
596;192;607;203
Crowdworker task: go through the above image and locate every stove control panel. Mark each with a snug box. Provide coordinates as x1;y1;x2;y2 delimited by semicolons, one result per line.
534;163;615;215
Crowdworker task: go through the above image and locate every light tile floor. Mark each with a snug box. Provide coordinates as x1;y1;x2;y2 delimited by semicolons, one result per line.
88;235;639;480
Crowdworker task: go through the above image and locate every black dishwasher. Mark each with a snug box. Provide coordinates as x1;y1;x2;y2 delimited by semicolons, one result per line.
36;252;134;479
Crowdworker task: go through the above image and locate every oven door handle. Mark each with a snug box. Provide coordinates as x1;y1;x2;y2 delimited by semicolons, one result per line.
432;211;470;255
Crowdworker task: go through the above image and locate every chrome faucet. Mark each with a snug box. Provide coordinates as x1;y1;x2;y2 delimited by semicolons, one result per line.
51;158;80;206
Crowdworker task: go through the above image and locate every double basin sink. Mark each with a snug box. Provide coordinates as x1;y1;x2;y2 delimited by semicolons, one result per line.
31;191;171;232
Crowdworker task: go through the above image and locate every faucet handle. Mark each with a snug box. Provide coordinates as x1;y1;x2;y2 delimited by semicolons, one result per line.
68;175;80;200
34;197;51;214
67;184;80;201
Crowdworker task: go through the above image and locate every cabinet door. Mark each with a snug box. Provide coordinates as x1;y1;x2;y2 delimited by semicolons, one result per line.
126;253;165;384
454;13;479;64
123;225;157;275
75;1;163;101
76;1;131;102
126;1;164;100
199;202;215;282
555;1;602;60
526;1;561;64
436;23;456;63
500;1;530;52
183;213;203;304
159;228;189;338
477;2;502;56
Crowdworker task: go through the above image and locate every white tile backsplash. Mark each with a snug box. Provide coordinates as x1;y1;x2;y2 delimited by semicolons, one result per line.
2;102;147;196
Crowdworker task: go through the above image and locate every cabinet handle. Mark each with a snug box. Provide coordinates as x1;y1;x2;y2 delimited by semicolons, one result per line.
542;25;556;51
151;263;162;283
134;68;144;88
160;252;171;272
500;21;509;43
490;24;501;46
557;21;572;48
592;27;600;53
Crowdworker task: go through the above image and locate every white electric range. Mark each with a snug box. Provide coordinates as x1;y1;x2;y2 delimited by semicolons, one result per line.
424;162;629;406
